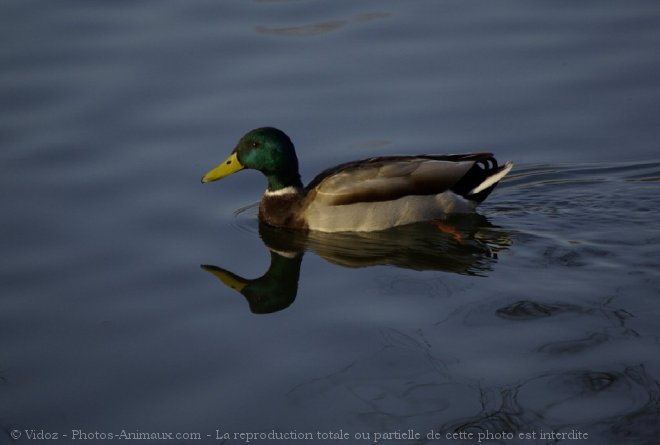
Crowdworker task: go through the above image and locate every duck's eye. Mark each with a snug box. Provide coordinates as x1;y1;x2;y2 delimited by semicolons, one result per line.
251;141;260;148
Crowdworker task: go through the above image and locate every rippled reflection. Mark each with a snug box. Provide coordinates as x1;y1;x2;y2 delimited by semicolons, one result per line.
288;327;660;443
437;365;660;442
495;300;590;321
256;12;390;37
203;217;512;314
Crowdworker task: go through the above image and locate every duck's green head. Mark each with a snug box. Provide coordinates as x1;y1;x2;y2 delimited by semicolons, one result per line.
201;127;303;191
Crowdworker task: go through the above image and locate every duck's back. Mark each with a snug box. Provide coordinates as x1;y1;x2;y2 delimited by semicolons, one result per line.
302;154;512;232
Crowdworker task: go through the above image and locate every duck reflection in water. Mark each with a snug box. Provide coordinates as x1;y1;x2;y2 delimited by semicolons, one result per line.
202;216;511;314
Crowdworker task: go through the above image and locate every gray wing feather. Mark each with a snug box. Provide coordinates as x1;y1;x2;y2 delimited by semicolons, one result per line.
311;156;478;206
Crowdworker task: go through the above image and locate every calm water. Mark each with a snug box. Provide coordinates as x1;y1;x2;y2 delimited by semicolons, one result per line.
2;1;660;444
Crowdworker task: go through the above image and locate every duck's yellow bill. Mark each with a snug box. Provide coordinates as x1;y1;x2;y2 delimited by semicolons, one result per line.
201;265;247;292
201;152;244;183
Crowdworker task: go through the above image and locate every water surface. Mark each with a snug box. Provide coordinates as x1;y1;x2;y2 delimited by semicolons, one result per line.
2;1;660;444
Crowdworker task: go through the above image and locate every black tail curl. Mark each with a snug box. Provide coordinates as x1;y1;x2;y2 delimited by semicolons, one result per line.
451;156;503;203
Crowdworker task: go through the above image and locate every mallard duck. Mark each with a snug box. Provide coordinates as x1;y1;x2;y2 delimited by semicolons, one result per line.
202;127;513;232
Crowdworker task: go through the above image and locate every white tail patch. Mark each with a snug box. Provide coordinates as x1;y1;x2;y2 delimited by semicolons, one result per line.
469;161;514;195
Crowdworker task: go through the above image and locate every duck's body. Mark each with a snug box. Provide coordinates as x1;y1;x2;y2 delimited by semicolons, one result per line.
202;127;513;233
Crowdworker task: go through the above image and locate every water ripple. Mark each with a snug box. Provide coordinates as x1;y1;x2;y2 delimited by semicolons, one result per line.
255;12;390;37
231;201;260;235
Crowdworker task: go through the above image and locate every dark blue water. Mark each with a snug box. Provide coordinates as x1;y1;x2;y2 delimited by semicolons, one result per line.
2;1;660;444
